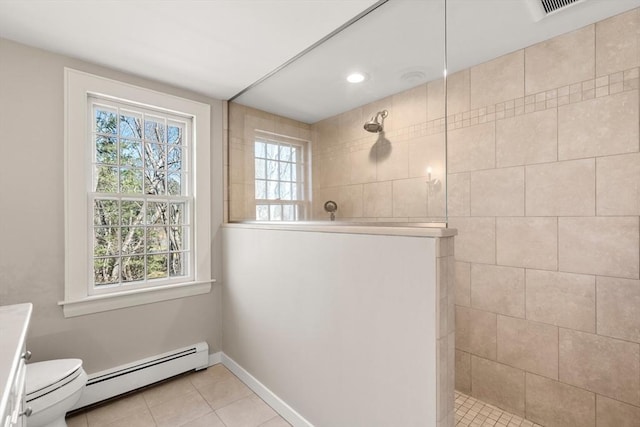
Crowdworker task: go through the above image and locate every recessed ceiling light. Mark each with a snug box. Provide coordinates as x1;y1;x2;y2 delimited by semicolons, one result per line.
347;72;367;83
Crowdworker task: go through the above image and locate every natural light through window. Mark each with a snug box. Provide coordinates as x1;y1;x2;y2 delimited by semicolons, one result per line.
63;69;212;317
91;99;192;289
254;132;308;221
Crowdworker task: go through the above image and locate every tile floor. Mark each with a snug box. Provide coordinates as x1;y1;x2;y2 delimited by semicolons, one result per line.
66;364;291;427
454;392;543;427
66;365;542;427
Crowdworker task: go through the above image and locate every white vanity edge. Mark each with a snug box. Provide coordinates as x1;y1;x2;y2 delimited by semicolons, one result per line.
0;303;32;422
224;222;457;238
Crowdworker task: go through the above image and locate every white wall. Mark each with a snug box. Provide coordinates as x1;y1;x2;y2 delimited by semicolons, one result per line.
222;226;438;427
0;38;224;373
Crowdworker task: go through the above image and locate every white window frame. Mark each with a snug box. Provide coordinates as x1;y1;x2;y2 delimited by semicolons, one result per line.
253;130;310;221
61;68;212;317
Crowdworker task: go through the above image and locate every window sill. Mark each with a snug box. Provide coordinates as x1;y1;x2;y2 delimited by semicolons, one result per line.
58;279;215;318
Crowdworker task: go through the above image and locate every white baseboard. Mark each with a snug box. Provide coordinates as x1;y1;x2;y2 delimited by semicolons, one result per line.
221;353;314;427
208;351;222;366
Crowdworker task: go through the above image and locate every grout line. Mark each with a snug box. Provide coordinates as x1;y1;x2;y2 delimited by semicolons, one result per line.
557;326;560;382
595;275;599;336
554;216;560;272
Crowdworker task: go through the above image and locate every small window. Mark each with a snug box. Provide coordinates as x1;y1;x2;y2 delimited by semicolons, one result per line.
254;132;309;221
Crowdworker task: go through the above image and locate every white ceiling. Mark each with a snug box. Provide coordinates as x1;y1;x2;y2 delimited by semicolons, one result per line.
0;0;378;99
1;0;639;123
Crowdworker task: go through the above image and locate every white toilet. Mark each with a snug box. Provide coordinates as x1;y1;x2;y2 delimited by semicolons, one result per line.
25;359;87;427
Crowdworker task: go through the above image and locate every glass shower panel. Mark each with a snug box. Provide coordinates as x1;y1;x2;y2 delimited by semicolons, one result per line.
228;0;446;223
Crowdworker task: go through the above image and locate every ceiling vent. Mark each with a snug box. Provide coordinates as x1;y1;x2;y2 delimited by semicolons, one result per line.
527;0;586;21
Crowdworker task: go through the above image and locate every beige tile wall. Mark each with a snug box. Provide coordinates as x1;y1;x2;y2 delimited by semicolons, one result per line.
451;9;640;426
309;79;447;222
436;236;456;427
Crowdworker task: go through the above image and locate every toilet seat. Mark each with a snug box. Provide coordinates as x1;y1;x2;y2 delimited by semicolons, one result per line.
26;359;84;403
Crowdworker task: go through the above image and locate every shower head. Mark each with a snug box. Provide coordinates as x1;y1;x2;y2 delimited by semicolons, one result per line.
364;110;389;133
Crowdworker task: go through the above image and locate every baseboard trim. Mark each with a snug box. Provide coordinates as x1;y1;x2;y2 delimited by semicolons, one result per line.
221;353;314;427
208;351;222;366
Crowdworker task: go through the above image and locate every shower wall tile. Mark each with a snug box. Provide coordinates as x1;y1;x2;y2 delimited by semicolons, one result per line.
392;178;427;218
437;337;450;421
376;140;408;181
318;151;351;188
244;113;276;136
447;70;471;117
454;261;471;307
333;184;363;219
427;78;446;120
470;264;524;318
596;395;640;427
455;350;471;394
456;306;497;360
448;217;496;264
525;269;596;333
595;8;640;77
596;276;640;343
558;90;639;160
495;108;557;168
525;159;596;216
470;50;524;110
525;373;596;427
276;119;308;140
338;106;364;144
497;316;558;380
525;25;595;94
447;173;470;217
349;148;376;184
428;186;447;219
391;83;427;128
596;152;640;216
362;182;392;218
447;122;495;173
471;356;525;417
437;256;450;304
313;117;339;148
496;217;558;271
228;183;246;222
559;328;640;405
408;133;445;178
228;144;245;184
311;158;322;191
558;216;639;279
470;167;525;217
242;145;257;183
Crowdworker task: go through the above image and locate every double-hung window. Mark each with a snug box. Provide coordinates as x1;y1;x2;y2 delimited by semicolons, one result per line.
254;131;309;221
91;99;191;287
63;69;212;317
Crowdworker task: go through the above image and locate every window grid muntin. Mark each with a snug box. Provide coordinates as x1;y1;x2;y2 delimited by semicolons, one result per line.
255;202;305;221
91;195;192;288
254;135;308;221
90;97;193;293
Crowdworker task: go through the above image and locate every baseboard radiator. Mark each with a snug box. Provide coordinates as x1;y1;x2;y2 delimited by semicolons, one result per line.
71;342;209;410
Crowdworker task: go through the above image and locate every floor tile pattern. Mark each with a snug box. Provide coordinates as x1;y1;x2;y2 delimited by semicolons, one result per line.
66;365;291;427
455;392;544;427
67;367;542;427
